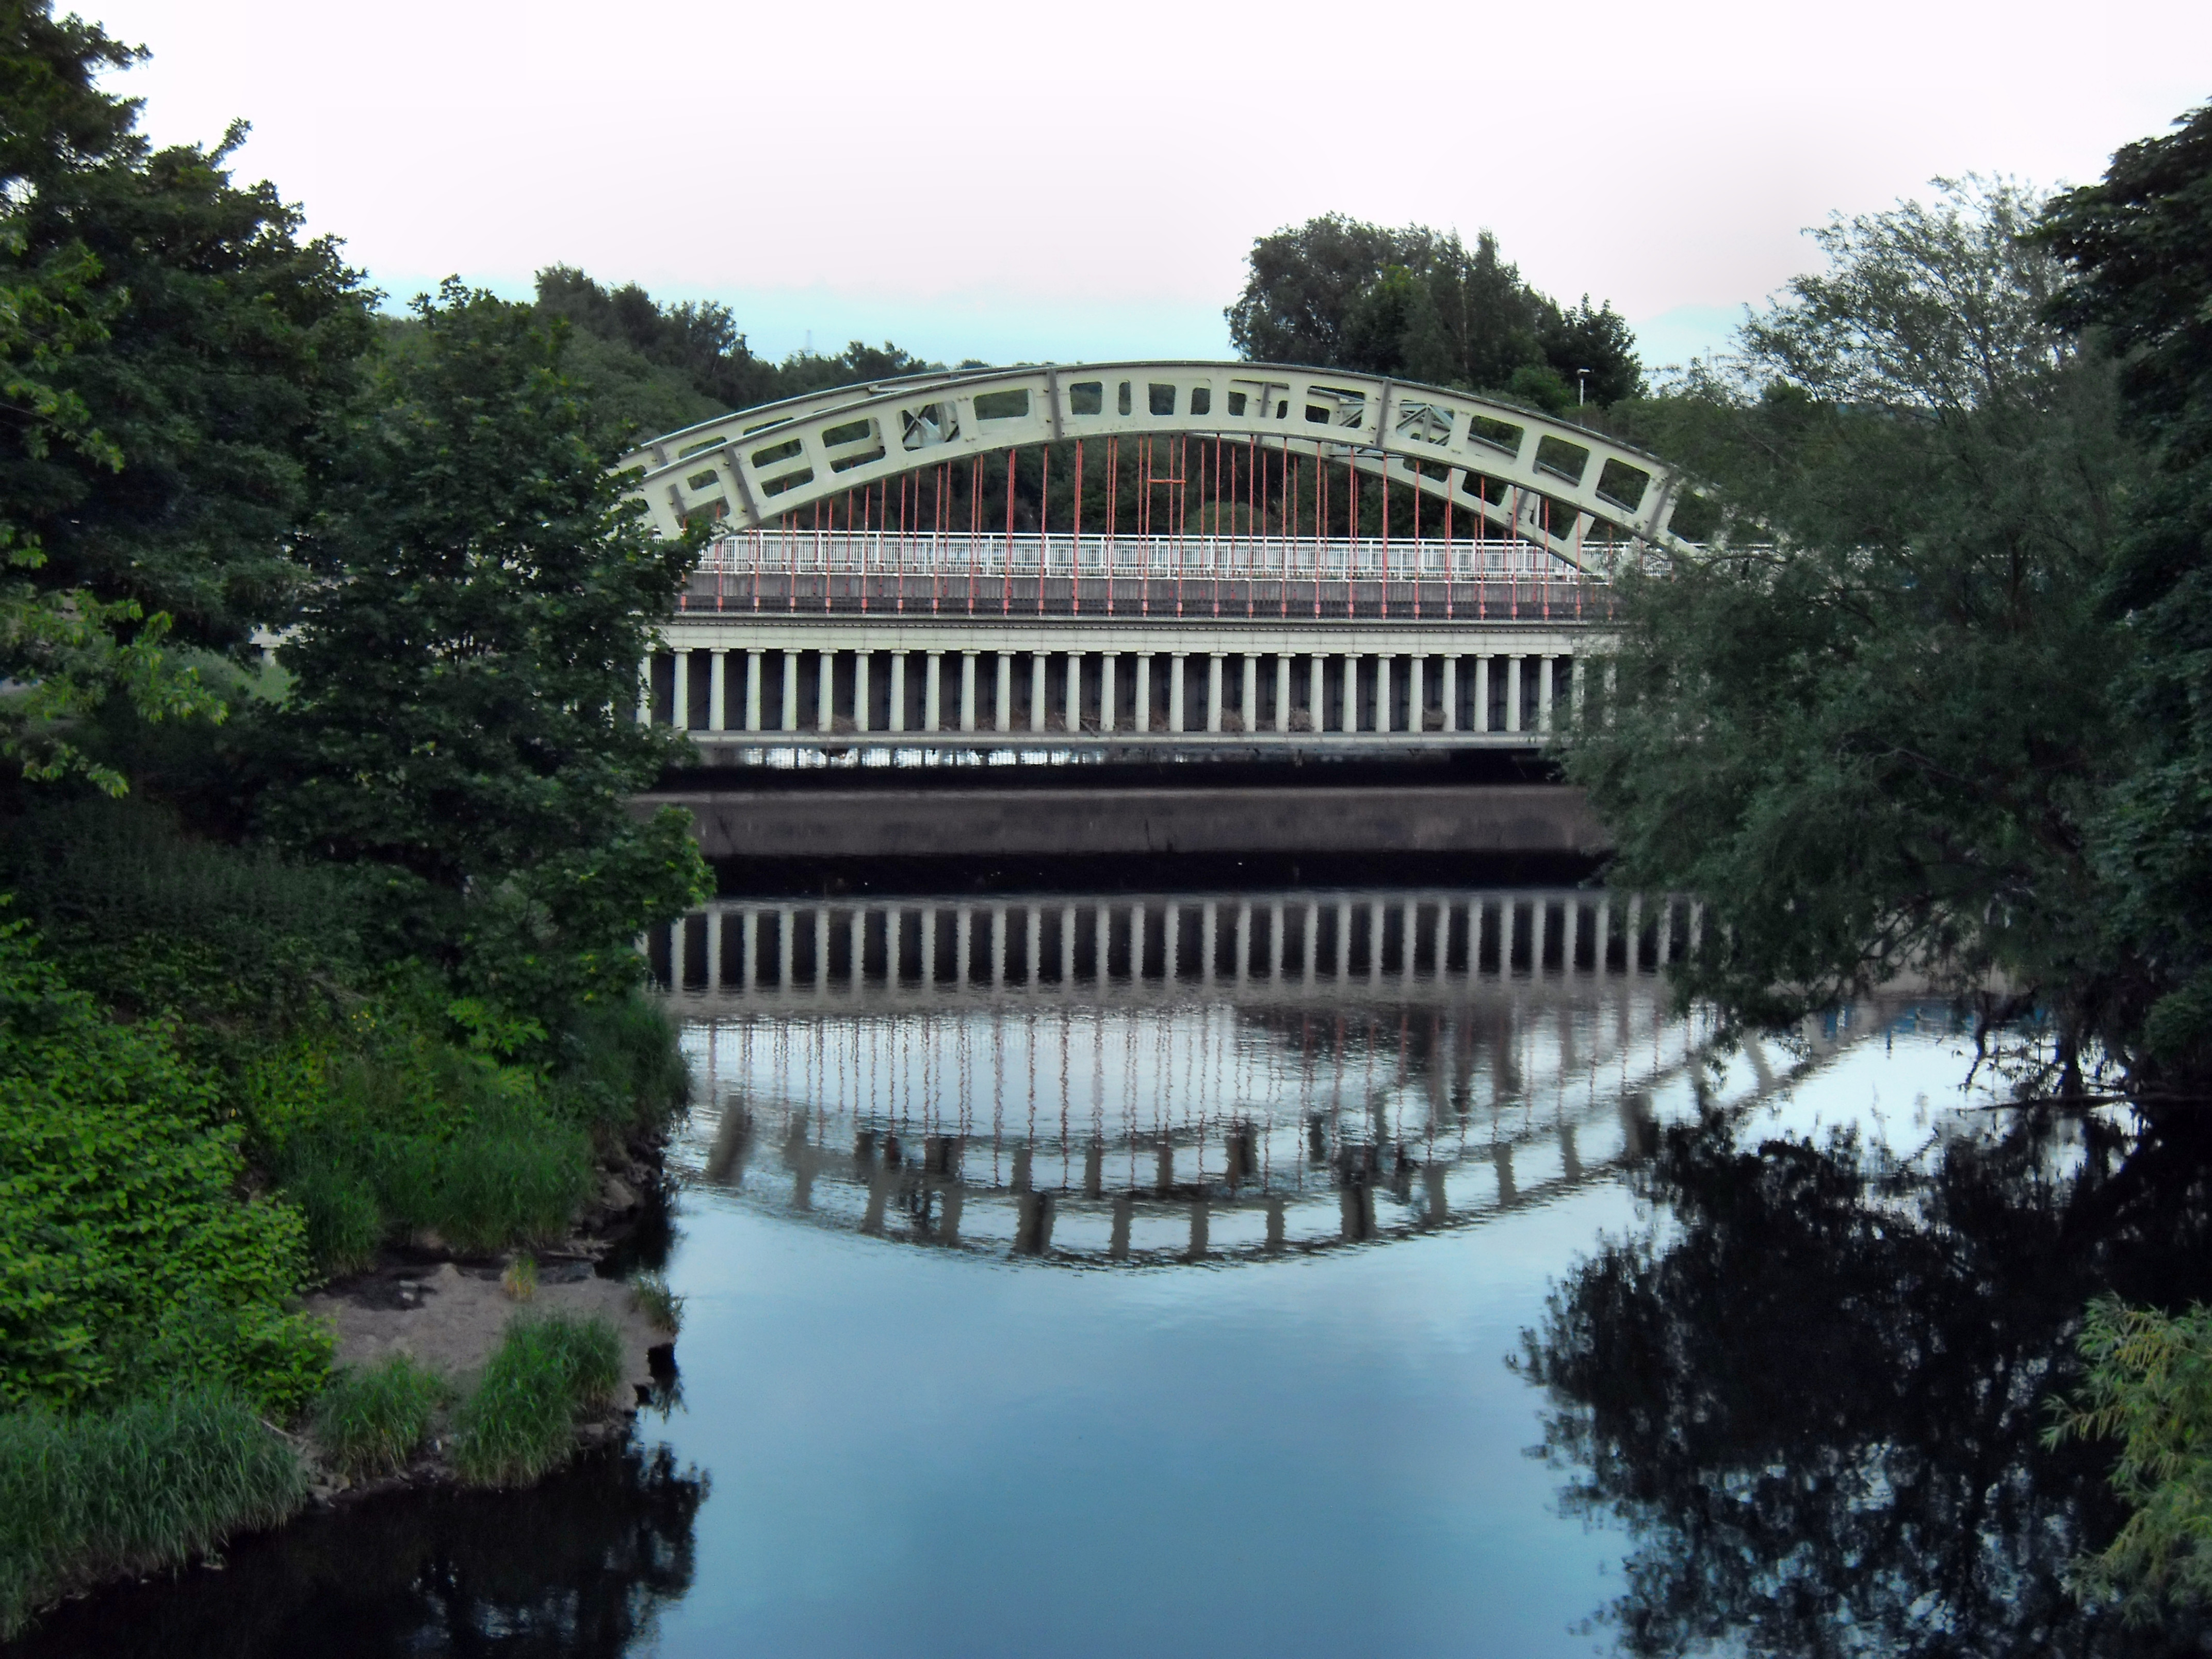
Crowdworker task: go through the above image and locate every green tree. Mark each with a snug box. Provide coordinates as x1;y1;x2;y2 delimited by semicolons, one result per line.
2042;103;2212;1084
1;2;373;657
1226;213;1642;403
1566;181;2138;1085
262;283;707;1022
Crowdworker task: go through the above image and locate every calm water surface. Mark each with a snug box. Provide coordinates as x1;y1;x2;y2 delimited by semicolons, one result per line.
23;887;2212;1657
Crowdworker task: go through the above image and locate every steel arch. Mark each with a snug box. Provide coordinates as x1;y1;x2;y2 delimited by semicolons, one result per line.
619;362;1685;570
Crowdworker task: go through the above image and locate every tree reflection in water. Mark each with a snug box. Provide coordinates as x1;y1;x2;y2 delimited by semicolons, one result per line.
1519;1106;2212;1657
11;1442;708;1658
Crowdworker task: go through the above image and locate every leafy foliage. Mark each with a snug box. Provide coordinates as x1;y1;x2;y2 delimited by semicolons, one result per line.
0;920;326;1416
1566;181;2139;1082
2042;103;2212;1084
1226;213;1642;404
263;282;708;1018
2047;1299;2212;1619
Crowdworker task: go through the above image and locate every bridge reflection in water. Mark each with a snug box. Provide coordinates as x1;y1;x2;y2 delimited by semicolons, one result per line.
654;888;1731;1266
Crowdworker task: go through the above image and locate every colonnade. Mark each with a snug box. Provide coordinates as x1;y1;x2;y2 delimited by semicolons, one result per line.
659;891;1699;998
640;641;1601;740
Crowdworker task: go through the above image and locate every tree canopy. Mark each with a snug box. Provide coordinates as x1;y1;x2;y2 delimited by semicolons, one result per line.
1226;214;1642;409
1566;180;2141;1087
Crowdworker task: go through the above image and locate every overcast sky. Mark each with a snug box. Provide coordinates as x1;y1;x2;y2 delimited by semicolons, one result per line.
88;1;2211;377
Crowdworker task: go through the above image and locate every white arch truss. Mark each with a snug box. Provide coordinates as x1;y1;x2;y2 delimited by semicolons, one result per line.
620;362;1686;571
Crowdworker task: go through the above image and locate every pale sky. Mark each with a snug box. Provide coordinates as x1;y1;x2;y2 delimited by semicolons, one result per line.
87;1;2212;377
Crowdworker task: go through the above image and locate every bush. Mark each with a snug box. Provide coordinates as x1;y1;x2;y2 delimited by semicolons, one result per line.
0;1388;305;1639
0;921;327;1415
2047;1297;2212;1616
376;1105;593;1254
451;1315;623;1488
311;1355;448;1480
552;993;690;1143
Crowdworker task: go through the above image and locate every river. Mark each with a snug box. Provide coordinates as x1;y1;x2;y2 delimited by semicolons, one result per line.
19;883;2211;1657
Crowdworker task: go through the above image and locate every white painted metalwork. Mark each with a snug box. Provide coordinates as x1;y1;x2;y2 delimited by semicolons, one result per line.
619;361;1685;571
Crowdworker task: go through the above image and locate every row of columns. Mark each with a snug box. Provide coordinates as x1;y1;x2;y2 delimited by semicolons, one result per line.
672;895;1700;994
642;647;1591;737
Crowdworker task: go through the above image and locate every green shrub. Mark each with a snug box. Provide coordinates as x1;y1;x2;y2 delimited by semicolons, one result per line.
0;1388;305;1639
0;921;327;1415
311;1355;448;1479
451;1315;624;1488
2047;1297;2212;1616
288;1162;385;1278
554;993;690;1141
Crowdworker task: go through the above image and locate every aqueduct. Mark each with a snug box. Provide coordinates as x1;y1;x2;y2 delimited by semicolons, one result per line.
626;362;1683;758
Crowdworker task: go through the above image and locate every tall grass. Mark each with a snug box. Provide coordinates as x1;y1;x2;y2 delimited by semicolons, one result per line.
451;1315;624;1488
554;995;691;1141
0;1389;305;1638
311;1356;448;1481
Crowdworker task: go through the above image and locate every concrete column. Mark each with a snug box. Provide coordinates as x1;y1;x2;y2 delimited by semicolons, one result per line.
1309;655;1325;733
1565;900;1581;974
704;908;722;989
849;909;864;986
1093;905;1109;981
1026;907;1043;986
1303;901;1319;985
1657;898;1674;966
1060;904;1076;986
1201;901;1217;984
707;649;728;733
921;908;937;984
1408;655;1424;735
816;649;835;733
888;652;906;734
1441;655;1458;733
1341;652;1360;734
959;651;978;733
1538;654;1556;736
1570;657;1586;726
1375;654;1392;734
1532;898;1549;974
1504;899;1519;973
1134;655;1151;734
1603;661;1617;727
1234;902;1251;981
956;907;973;984
1688;901;1704;957
1505;655;1522;735
1100;655;1117;734
1468;898;1483;975
776;905;794;989
780;649;800;732
636;656;652;725
1242;654;1259;733
1275;655;1292;734
923;650;942;733
1335;900;1352;978
1474;654;1491;735
1368;900;1382;985
853;652;870;734
1169;654;1186;734
744;649;763;731
739;909;757;990
1594;899;1611;974
1627;893;1644;974
1065;652;1084;733
1206;654;1224;734
814;909;828;990
673;649;691;729
995;651;1012;733
990;905;1007;986
1030;653;1047;733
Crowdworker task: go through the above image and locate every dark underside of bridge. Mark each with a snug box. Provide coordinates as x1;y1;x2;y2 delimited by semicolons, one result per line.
637;751;1612;898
